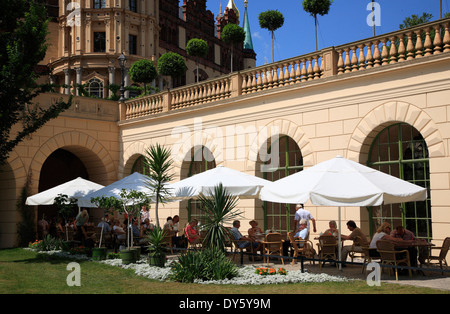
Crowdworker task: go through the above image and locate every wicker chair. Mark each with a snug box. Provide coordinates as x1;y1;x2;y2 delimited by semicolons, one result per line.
376;240;412;280
348;235;365;262
288;232;314;266
317;235;338;270
263;233;284;265
426;237;450;275
361;245;381;274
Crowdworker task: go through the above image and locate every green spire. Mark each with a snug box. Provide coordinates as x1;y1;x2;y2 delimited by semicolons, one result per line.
243;0;253;50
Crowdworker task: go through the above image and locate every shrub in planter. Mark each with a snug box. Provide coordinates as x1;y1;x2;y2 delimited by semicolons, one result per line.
170;248;237;283
146;227;167;267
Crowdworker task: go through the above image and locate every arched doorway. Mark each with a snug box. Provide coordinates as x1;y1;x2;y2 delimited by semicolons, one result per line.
263;135;303;236
37;148;89;221
367;123;431;240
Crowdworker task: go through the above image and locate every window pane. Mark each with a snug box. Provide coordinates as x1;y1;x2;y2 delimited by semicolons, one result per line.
367;123;431;240
264;136;302;236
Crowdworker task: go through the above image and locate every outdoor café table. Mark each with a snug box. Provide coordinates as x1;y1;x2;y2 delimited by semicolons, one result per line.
394;241;435;268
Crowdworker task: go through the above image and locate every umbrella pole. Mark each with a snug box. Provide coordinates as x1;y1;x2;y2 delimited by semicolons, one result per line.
338;206;342;271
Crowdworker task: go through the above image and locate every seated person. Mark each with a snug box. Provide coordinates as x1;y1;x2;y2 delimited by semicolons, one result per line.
340;220;369;261
113;220;126;240
390;225;415;241
323;220;339;238
248;220;264;242
294;219;309;240
369;222;414;260
231;220;261;252
185;219;201;245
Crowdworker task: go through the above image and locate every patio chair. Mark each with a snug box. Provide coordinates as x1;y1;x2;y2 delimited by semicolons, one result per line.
161;231;174;254
426;237;450;275
317;235;338;270
263;233;284;265
360;245;381;274
348;235;365;263
231;238;256;262
184;227;203;250
376;240;412;280
288;232;314;266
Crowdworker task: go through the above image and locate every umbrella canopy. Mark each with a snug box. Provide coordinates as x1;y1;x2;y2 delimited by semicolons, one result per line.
25;177;104;205
167;165;271;200
259;155;427;271
78;172;154;207
259;155;427;206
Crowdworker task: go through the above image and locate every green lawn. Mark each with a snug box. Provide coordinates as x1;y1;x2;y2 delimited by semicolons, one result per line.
0;248;446;294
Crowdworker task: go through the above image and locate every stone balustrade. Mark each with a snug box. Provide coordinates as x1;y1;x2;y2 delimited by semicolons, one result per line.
121;17;450;121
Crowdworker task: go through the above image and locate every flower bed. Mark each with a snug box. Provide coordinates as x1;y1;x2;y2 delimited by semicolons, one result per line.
100;258;349;285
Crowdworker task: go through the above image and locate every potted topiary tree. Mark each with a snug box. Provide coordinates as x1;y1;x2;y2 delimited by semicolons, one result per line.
129;59;158;95
258;10;285;63
186;38;209;83
221;23;246;72
54;193;77;251
302;0;333;51
157;52;186;89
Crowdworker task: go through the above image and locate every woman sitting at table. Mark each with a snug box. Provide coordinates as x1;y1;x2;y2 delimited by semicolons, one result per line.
369;222;413;257
185;219;201;245
248;220;264;243
322;220;339;238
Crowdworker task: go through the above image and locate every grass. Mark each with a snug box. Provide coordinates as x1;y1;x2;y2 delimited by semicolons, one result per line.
0;248;447;294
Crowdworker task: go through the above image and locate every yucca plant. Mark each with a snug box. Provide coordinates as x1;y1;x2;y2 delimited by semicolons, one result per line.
198;183;242;251
144;143;174;228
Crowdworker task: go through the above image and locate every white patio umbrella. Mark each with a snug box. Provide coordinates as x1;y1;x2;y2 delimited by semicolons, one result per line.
78;172;154;208
167;165;271;200
259;155;428;270
26;177;104;206
78;172;155;248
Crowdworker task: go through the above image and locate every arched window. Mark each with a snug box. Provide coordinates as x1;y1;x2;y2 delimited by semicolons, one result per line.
187;146;216;222
367;123;431;240
131;155;148;175
263;136;303;236
86;78;104;98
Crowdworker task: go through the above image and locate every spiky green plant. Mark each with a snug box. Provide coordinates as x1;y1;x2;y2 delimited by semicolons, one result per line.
144;143;174;228
198;183;242;251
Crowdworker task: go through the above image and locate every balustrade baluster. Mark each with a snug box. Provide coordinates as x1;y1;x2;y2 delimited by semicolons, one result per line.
337;50;344;74
358;44;367;70
283;63;290;85
444;22;450;52
351;46;359;71
344;48;352;73
389;36;398;63
307;57;314;80
423;27;433;56
301;59;307;81
366;42;374;68
433;24;443;54
406;32;415;60
397;34;406;62
381;39;389;65
295;60;301;83
290;61;296;84
271;66;279;88
313;57;321;79
414;29;424;57
373;40;381;67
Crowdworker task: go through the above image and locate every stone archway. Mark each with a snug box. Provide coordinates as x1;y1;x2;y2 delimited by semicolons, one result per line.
347;101;446;164
28;130;117;195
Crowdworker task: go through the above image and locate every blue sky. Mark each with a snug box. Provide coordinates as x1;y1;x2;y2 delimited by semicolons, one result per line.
205;0;449;66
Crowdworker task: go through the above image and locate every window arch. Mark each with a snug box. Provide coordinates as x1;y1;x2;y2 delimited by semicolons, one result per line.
186;146;216;222
86;78;104;98
263;136;303;236
367;123;431;240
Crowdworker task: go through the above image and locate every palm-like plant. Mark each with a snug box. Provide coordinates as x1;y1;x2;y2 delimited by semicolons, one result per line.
144;143;174;228
198;183;242;251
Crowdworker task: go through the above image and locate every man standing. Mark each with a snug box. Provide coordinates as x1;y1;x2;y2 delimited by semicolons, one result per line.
293;204;316;237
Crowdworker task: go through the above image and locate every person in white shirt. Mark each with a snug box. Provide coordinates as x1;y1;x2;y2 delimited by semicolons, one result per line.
293;204;316;236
